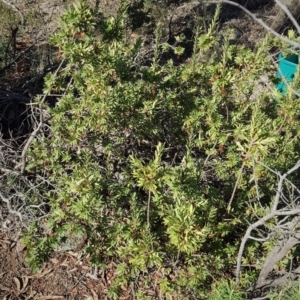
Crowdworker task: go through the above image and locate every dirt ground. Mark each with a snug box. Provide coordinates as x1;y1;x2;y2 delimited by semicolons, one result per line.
0;1;286;299
0;230;134;299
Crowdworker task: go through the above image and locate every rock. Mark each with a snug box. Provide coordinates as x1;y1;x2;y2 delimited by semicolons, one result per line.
54;231;87;252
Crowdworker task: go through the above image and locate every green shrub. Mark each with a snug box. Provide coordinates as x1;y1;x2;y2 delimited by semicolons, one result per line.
270;279;300;300
209;280;245;300
22;0;300;297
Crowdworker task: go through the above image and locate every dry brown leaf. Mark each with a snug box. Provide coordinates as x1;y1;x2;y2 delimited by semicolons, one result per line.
13;276;29;295
13;277;21;291
24;287;37;300
40;296;64;299
59;258;69;267
28;268;53;279
66;250;80;257
21;276;29;293
1;239;11;245
67;267;78;274
50;258;59;264
91;289;98;300
0;284;11;292
120;285;128;291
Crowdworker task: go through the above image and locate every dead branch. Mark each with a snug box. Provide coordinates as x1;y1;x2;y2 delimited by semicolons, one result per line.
0;189;23;222
255;215;300;289
236;160;300;289
20;58;65;174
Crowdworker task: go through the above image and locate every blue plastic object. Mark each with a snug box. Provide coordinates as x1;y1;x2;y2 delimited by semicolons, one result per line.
276;52;299;94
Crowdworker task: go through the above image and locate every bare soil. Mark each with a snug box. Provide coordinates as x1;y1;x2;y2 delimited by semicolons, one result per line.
0;231;134;299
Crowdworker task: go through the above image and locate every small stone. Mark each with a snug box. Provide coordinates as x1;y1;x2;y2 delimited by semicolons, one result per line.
55;232;87;252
